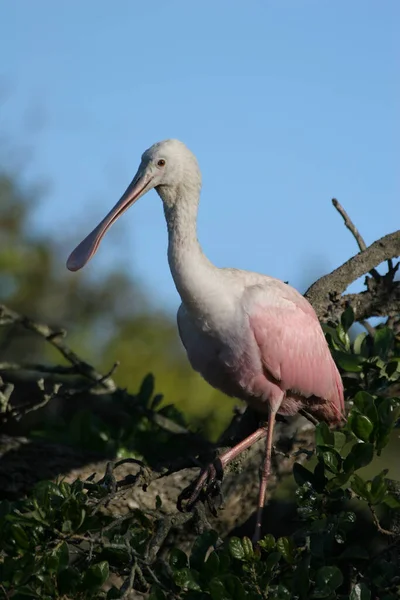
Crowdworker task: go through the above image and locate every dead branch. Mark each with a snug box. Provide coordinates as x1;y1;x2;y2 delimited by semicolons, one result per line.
305;200;399;322
0;304;116;393
331;198;381;280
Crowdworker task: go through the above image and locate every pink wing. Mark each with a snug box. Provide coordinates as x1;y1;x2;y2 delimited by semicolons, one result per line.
245;287;344;417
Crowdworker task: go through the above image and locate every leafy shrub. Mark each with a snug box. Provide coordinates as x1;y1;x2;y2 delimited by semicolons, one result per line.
0;312;399;599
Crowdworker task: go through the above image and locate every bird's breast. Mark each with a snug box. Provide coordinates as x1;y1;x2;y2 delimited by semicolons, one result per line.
177;302;262;400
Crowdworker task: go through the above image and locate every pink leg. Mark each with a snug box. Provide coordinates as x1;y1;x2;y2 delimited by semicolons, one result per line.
215;426;269;468
178;426;269;511
253;408;277;545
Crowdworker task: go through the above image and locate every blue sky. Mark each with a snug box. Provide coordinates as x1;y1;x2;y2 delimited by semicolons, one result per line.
1;1;398;313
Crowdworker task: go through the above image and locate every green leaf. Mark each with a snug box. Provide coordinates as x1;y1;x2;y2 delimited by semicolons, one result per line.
137;372;155;405
333;431;347;451
374;327;394;360
333;350;365;372
350;582;371;600
370;470;388;504
382;493;400;509
322;325;344;350
59;482;71;498
315;422;334;446
10;524;30;549
258;533;275;552
350;414;373;442
313;462;328;488
293;463;315;487
151;393;164;410
190;529;218;571
265;551;281;571
173;567;201;591
353;332;368;356
169;548;188;570
351;474;370;501
377;398;396;428
276;537;295;564
50;542;69;573
385;358;400;380
326;471;352;491
209;577;230;600
344;443;374;472
353;392;378;425
317;446;342;474
34;480;64;504
13;568;30;586
204;551;220;578
228;537;245;560
341;306;355;332
241;536;254;560
337;324;351;351
315;565;343;591
82;561;109;591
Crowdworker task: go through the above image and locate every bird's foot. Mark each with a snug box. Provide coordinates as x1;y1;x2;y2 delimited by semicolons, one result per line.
177;458;225;516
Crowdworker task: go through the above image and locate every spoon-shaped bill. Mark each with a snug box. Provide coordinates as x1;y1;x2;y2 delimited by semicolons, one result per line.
66;171;153;271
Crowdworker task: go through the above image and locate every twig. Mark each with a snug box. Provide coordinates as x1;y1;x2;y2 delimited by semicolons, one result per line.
9;383;60;420
360;320;376;337
121;558;149;598
299;409;319;427
0;377;14;414
0;304;116;392
332;198;381;280
0;303;203;441
0;584;9;600
0;362;90;375
369;503;398;537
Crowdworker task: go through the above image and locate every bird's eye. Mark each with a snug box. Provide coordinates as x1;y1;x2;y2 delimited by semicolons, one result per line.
157;159;166;167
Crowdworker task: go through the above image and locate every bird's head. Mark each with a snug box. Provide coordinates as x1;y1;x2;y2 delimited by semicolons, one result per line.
66;139;201;272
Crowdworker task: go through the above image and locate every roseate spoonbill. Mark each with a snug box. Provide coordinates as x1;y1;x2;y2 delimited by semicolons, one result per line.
67;139;344;543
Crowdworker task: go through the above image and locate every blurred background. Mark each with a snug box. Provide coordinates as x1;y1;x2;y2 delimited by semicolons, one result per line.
0;1;398;440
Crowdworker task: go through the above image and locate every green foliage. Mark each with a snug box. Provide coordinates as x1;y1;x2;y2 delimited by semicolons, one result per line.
1;327;399;598
33;373;194;464
322;308;400;399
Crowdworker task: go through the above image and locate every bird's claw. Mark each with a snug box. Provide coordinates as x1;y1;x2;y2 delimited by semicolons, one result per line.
177;459;225;516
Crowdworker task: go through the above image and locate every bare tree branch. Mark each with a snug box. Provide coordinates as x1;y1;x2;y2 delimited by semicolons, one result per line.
305;201;400;321
331;198;381;280
0;304;116;393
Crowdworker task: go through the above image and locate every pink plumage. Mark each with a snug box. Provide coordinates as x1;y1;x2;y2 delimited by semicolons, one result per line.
249;303;344;422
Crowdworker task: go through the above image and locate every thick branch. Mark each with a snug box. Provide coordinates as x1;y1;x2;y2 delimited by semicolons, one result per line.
305;229;400;321
320;285;400;324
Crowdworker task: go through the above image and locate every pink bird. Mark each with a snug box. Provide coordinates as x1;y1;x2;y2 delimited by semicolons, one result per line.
67;139;344;543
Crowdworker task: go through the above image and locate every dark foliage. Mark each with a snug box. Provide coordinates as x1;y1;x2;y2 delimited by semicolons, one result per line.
0;313;399;599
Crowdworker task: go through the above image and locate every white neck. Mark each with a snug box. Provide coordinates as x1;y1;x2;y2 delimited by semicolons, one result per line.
158;184;221;312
